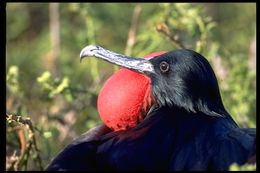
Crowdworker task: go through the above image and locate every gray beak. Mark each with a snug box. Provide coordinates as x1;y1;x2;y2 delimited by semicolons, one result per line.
80;45;155;74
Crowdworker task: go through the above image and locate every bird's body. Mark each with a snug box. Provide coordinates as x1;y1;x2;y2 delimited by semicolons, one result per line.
47;46;256;171
47;106;255;171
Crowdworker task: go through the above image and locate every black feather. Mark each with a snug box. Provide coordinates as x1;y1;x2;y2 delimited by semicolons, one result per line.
149;49;228;117
46;49;255;171
46;107;255;171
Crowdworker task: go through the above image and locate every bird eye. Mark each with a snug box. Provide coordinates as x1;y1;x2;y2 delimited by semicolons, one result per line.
159;61;170;73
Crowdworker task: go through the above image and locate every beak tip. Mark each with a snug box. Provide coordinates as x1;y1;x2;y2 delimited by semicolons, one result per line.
79;53;84;63
79;45;100;62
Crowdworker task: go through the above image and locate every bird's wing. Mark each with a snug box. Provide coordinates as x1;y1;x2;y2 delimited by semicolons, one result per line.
208;127;256;170
240;128;256;164
45;124;111;171
240;128;256;138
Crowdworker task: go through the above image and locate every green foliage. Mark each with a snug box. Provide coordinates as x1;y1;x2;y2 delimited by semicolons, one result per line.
222;55;256;127
6;3;256;171
37;71;71;100
229;163;256;171
7;66;22;97
6;114;43;171
132;3;218;57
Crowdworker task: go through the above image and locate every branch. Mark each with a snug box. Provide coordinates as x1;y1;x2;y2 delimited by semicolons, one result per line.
248;34;256;70
49;3;60;76
6;113;43;170
156;22;186;49
6;114;32;127
125;5;142;56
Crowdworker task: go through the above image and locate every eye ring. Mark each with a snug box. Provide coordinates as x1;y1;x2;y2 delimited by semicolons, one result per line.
159;61;170;73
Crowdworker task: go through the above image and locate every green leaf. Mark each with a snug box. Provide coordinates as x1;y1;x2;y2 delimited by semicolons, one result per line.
43;131;52;139
37;71;51;83
229;163;256;171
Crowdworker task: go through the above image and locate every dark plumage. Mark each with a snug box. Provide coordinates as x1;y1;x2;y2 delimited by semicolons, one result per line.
149;49;228;117
46;47;256;171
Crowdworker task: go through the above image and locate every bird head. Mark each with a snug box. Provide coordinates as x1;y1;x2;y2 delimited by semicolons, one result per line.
80;45;228;131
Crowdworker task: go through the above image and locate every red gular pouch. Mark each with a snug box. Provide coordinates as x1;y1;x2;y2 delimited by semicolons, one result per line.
97;51;167;131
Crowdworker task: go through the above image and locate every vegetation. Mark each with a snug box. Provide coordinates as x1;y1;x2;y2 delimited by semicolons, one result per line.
6;3;256;170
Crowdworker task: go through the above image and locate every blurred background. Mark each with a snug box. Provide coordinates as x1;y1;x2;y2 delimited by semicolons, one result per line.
6;3;256;171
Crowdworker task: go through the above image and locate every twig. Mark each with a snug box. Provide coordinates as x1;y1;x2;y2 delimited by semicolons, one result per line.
156;22;186;49
125;5;142;56
7;125;23;133
6;151;19;171
248;34;256;70
18;129;26;158
67;87;89;94
6;113;43;170
6;114;32;127
49;3;60;76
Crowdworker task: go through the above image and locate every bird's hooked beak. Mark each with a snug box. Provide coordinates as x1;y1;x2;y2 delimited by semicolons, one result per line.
80;45;155;74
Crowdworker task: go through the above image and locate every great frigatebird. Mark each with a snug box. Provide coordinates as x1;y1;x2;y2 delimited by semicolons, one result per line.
46;45;256;171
